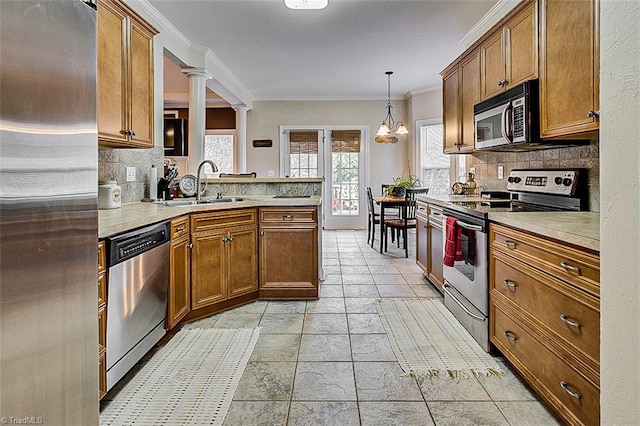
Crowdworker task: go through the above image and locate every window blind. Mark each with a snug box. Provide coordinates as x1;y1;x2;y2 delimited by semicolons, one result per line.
331;130;361;153
289;131;318;154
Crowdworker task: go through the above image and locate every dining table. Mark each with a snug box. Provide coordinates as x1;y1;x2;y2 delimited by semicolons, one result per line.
372;195;407;254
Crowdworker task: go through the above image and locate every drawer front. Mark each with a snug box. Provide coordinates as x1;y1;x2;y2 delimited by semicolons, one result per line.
491;224;600;295
171;215;190;240
492;306;599;426
191;208;257;232
492;252;600;361
416;201;428;222
98;240;106;274
260;208;317;224
98;305;106;352
428;204;444;228
98;273;107;306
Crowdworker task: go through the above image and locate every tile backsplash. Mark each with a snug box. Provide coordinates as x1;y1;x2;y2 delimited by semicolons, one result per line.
99;146;164;204
468;141;600;212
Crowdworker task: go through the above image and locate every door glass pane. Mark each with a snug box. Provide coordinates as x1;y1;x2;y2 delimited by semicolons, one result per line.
421;124;450;194
331;152;359;216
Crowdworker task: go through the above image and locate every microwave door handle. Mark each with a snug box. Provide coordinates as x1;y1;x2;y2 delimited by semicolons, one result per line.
501;102;513;143
505;102;513;143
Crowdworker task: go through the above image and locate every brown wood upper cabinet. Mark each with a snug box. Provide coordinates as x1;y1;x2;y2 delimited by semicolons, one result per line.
442;49;480;154
539;0;599;139
480;1;538;100
97;0;157;148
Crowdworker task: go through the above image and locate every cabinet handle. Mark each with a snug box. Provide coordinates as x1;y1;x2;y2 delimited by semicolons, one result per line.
260;231;264;236
504;240;517;249
503;279;518;289
497;80;503;87
560;381;582;399
120;130;129;136
187;243;193;249
587;110;600;118
175;224;186;232
503;330;518;342
221;237;228;242
130;130;136;136
560;261;581;274
283;215;294;220
560;314;581;328
228;236;234;242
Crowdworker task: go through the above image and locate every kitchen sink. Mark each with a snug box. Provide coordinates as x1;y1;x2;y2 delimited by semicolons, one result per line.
159;197;244;207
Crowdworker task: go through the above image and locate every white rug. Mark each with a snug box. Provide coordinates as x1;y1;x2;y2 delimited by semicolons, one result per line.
377;299;503;379
100;328;260;425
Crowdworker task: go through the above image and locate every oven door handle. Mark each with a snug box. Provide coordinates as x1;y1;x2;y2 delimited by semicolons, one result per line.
443;283;486;322
455;220;483;232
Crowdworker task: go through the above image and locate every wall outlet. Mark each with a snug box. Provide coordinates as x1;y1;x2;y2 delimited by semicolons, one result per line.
469;166;476;175
126;167;136;182
267;170;275;177
497;165;504;180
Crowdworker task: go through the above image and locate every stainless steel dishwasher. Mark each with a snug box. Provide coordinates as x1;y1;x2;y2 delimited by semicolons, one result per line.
105;221;170;391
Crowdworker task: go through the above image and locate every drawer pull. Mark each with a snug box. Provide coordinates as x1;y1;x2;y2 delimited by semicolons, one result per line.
560;314;581;328
175;224;186;232
560;381;582;399
503;330;518;342
283;215;294;220
504;240;517;249
560;261;581;274
503;279;518;289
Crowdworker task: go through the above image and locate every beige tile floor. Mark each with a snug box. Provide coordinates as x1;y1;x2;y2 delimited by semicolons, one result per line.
103;229;562;425
216;230;561;425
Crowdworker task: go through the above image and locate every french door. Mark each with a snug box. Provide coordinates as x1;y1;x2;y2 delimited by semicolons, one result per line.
280;126;368;230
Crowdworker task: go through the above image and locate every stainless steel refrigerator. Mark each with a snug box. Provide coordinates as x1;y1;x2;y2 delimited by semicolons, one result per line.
0;1;99;424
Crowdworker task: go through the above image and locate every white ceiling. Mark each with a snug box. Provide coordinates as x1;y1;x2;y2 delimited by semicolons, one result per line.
150;0;498;101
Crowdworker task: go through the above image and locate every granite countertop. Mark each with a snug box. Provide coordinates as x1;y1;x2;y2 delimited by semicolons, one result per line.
99;195;321;238
415;194;599;252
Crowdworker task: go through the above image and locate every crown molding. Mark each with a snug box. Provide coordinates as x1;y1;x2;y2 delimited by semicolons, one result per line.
407;85;441;97
461;0;523;48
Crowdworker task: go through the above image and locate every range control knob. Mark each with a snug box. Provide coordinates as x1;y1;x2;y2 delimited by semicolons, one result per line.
507;176;515;183
563;178;573;186
554;177;563;185
513;177;522;184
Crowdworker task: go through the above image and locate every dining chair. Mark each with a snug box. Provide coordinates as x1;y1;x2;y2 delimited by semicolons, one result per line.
383;188;429;257
366;187;399;248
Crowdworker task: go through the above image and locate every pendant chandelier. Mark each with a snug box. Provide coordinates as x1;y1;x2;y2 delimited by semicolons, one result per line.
375;71;408;144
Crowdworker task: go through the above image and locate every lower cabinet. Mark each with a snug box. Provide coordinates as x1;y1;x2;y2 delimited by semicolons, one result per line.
415;200;444;292
259;207;318;299
190;209;258;310
97;240;107;400
167;216;191;330
490;223;600;426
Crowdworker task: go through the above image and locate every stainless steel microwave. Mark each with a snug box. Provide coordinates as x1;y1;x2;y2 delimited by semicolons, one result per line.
474;79;539;151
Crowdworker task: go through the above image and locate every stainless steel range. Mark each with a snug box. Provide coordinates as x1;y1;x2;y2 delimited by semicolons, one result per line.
442;169;588;352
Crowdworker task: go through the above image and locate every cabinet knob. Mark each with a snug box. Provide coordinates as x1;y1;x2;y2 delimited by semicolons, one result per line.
283;215;294;220
221;237;228;242
187;243;193;249
587;110;600;118
228;236;234;242
130;130;136;136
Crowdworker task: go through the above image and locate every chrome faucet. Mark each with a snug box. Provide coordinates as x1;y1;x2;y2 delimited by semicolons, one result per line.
196;160;218;200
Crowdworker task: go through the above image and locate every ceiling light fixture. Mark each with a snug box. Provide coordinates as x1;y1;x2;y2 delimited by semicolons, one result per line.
375;71;408;144
284;0;328;10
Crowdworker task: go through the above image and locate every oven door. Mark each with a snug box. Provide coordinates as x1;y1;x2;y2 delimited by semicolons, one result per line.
441;211;488;316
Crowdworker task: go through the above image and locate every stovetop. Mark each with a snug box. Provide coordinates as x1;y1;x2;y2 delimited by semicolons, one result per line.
443;168;588;220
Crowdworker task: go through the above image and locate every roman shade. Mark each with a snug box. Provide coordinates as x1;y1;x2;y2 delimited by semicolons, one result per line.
331;130;361;153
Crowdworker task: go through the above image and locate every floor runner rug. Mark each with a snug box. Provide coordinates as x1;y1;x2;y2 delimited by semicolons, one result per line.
100;328;260;425
377;298;503;379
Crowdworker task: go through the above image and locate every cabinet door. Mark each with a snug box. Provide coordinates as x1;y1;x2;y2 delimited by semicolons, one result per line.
127;19;154;148
505;2;538;89
416;216;428;273
97;0;128;144
227;227;258;298
442;68;460;153
260;226;318;290
539;0;599;138
428;222;444;292
167;235;190;329
480;30;505;100
191;231;226;309
460;50;481;149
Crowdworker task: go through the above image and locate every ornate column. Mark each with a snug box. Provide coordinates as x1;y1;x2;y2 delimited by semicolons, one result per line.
233;105;248;173
181;68;209;175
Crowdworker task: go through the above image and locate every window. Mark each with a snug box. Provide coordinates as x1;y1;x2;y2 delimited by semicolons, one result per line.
289;131;319;178
419;122;451;194
204;131;234;176
330;130;361;216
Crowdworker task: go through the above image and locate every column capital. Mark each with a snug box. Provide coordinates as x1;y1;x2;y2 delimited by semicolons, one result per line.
231;104;249;112
181;68;210;79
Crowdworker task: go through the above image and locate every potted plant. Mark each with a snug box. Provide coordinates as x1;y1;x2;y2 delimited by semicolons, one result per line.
385;173;422;197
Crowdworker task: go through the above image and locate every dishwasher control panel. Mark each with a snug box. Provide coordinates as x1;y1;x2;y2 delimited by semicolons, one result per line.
107;221;170;266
